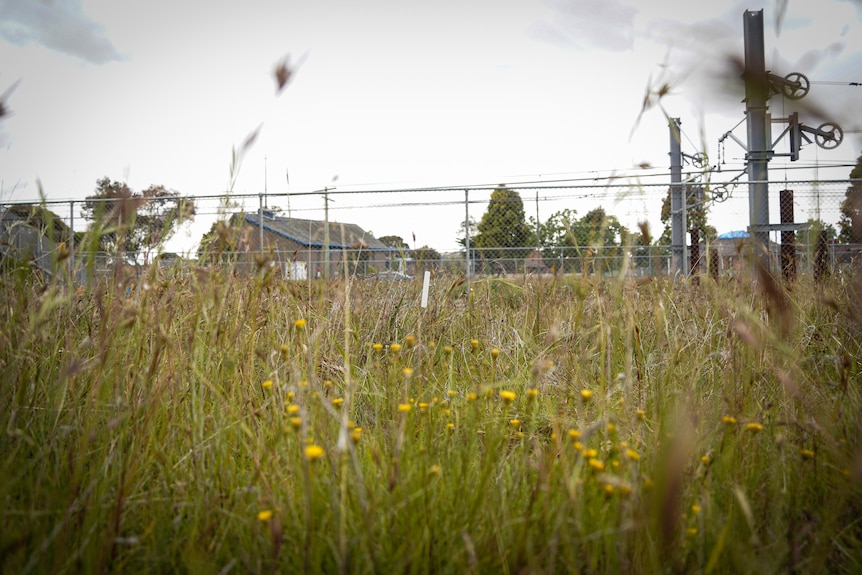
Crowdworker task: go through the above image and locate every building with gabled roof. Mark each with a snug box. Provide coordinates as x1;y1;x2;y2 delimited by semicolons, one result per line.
201;211;393;278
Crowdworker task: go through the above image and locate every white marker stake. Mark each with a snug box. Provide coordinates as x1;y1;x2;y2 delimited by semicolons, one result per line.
421;271;431;308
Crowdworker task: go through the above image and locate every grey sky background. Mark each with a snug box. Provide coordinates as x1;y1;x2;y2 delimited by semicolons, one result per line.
1;0;860;252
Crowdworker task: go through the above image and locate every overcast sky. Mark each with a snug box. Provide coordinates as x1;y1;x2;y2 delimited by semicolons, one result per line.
1;0;860;252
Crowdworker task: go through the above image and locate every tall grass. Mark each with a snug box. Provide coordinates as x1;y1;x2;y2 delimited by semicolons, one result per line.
1;255;861;573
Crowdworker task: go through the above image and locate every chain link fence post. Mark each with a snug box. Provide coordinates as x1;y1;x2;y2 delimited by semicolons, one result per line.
780;189;796;282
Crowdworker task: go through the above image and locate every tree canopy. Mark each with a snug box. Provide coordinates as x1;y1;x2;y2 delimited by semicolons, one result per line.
377;235;410;250
82;177;195;258
838;153;862;243
473;186;532;268
658;185;716;245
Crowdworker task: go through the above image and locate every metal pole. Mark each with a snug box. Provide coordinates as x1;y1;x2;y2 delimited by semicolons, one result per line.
259;193;264;258
464;189;471;292
323;189;330;279
743;9;771;265
69;200;75;275
669;117;687;277
535;191;540;273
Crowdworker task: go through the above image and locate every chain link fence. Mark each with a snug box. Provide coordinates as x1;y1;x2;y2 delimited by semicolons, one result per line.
2;179;860;282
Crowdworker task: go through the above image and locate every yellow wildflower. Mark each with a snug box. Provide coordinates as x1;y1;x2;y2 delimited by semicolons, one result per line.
419;402;429;410
701;455;711;463
526;388;538;399
372;343;384;351
289;417;302;430
490;348;500;358
405;335;416;347
499;390;516;402
390;343;402;352
262;379;273;389
588;458;605;471
447;422;455;430
580;389;594;401
691;505;702;515
466;392;478;401
636;409;645;420
745;422;763;432
573;441;584;451
304;444;325;461
294;318;306;329
397;403;412;413
351;428;362;443
332;398;344;407
568;429;582;439
402;367;414;377
429;464;442;476
257;510;273;521
800;449;815;459
287;404;300;415
443;345;454;354
583;448;598;459
625;448;640;461
722;416;737;425
509;419;521;427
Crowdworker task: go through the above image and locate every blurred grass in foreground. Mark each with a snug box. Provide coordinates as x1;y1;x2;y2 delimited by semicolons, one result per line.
1;256;861;574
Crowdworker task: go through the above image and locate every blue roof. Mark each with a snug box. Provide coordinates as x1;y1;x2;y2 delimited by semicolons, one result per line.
717;230;749;240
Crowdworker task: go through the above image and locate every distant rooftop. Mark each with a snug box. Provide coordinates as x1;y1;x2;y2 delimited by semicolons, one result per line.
244;213;389;250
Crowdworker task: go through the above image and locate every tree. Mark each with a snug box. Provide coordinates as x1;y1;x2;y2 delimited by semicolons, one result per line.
473;186;532;272
658;185;717;245
82;177;195;261
455;216;479;273
801;218;837;246
838;153;862;243
535;207;630;273
377;235;410;249
197;214;248;263
412;245;441;273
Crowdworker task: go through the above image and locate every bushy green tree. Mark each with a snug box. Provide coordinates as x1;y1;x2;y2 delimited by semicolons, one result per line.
473;186;532;271
83;177;195;260
536;207;630;273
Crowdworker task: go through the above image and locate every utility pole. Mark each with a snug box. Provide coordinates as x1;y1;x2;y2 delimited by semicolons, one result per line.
535;191;540;272
259;193;265;257
743;9;771;263
464;189;471;293
669;118;687;277
323;188;331;279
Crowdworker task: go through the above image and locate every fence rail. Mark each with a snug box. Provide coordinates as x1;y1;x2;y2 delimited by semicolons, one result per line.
2;178;860;281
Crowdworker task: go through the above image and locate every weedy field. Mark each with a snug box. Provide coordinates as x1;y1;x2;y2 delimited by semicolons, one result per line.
1;258;861;574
